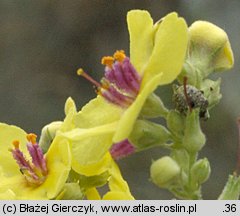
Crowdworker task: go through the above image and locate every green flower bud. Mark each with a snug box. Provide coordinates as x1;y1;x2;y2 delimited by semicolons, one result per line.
39;121;62;153
150;156;180;188
140;93;169;118
200;78;222;109
191;158;211;185
182;110;206;152
129;120;172;151
167;110;185;140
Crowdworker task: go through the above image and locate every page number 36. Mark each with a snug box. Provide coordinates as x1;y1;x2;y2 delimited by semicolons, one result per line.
223;204;237;213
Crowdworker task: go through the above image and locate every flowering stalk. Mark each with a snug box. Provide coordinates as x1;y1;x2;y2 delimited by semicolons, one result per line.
150;19;234;199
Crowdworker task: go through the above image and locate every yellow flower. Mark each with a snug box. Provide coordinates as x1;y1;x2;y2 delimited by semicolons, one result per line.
0;123;71;200
72;10;188;162
39;98;133;199
59;10;188;199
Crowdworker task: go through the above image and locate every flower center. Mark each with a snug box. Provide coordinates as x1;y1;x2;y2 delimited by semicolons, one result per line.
77;50;142;108
11;133;48;186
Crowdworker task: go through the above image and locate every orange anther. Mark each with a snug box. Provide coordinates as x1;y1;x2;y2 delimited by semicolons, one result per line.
113;50;126;62
12;140;20;149
101;56;114;67
26;133;37;144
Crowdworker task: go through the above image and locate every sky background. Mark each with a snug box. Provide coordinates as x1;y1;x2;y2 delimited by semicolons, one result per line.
1;0;240;199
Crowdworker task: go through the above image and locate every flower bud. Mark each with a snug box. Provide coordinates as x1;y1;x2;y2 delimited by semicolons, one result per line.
39;121;62;153
189;21;234;74
182;110;206;152
140;93;169;118
191;158;211;185
150;156;180;188
129;120;172;151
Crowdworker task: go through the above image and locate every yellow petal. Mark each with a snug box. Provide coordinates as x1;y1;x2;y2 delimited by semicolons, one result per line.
74;96;123;128
64;97;77;115
63;122;117;167
0;189;16;200
0;175;28;199
60;105;76;132
213;41;234;70
102;191;134;200
127;10;154;75
108;159;130;192
0;175;46;200
142;12;188;87
103;159;134;200
0;123;28;177
72;152;112;176
86;187;101;200
40;137;72;199
113;73;163;142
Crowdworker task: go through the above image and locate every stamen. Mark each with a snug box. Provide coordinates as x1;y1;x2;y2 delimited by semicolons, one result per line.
11;143;34;174
110;139;136;160
11;134;48;186
27;133;37;144
113;50;126;62
77;68;101;88
27;142;47;175
101;56;114;67
12;140;20;149
100;78;110;89
79;50;141;108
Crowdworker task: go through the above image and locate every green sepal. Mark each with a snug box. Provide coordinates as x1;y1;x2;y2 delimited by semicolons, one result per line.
182;109;206;153
218;174;240;200
68;169;110;190
140;93;169;118
200;78;222;109
171;149;189;174
178;60;206;88
55;183;83;200
167;110;185;141
129;119;172;151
